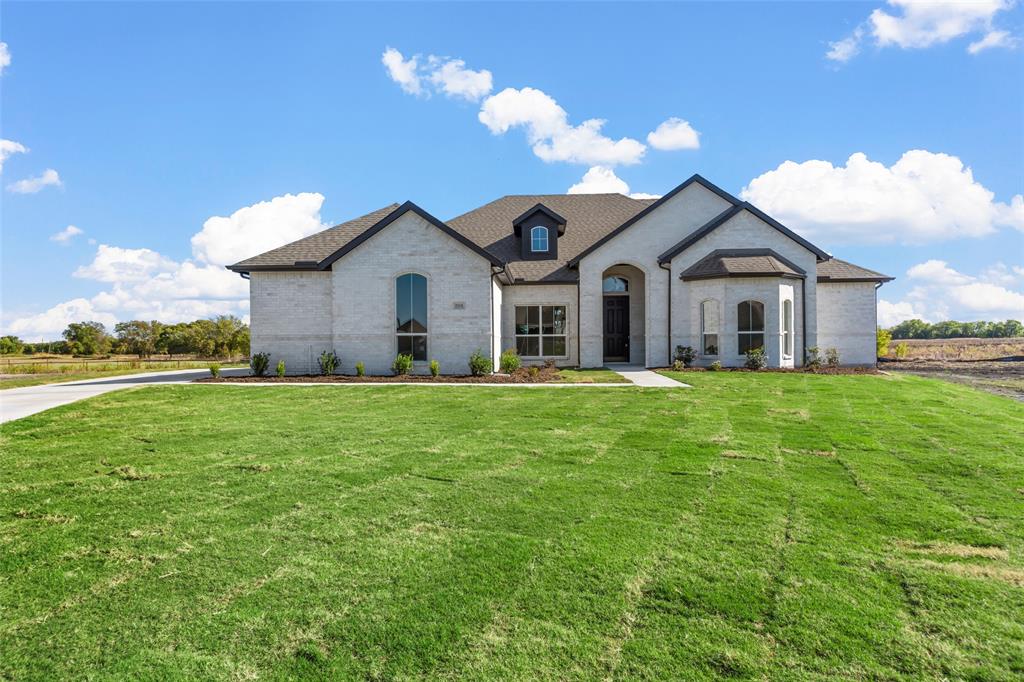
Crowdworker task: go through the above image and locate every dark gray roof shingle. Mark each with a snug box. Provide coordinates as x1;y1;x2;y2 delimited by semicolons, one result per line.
447;194;656;282
680;249;806;281
227;203;400;271
817;258;894;282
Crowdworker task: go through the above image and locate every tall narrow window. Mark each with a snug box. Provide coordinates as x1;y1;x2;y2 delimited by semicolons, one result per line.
737;300;765;355
530;226;549;252
396;273;427;361
782;299;793;357
515;305;566;357
701;300;719;356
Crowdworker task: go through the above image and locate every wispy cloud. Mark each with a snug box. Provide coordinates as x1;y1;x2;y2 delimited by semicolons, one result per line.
7;168;62;194
50;225;84;245
0;139;28;173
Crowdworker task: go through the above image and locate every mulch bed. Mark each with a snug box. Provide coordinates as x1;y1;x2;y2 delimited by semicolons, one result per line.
662;365;882;375
198;366;567;384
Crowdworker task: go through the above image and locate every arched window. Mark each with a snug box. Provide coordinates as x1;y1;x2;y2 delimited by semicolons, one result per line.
782;299;793;357
701;300;719;356
396;273;427;361
602;275;628;293
737;300;764;354
530;226;549;252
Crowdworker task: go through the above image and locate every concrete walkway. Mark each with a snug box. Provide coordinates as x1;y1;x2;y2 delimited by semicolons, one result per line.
608;364;690;387
0;367;249;424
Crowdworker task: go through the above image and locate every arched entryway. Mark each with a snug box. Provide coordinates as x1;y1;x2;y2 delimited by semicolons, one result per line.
602;264;646;364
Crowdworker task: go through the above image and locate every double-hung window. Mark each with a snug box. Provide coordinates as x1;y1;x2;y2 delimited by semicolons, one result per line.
701;300;719;355
737;300;765;354
782;299;793;357
515;305;566;357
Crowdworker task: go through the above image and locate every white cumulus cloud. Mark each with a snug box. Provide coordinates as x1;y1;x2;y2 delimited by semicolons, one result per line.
479;87;646;166
880;259;1024;326
0;139;27;173
50;225;84;245
6;298;119;341
74;245;179;283
567;166;660;199
646;117;701;150
741;150;1024;245
7;168;62;194
0;42;9;75
427;56;493;101
829;0;1018;61
190;192;328;266
382;47;423;96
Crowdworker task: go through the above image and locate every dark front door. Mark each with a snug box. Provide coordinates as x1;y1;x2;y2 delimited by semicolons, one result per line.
603;296;630;362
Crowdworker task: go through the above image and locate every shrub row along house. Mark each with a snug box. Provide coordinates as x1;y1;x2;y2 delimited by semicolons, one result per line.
228;175;892;374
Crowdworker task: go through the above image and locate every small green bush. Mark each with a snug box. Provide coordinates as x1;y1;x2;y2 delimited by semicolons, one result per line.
429;359;440;377
709;360;722;371
672;359;685;372
468;349;490;377
674;345;696;367
529;366;540;380
499;348;521;374
392;353;413;376
250;352;270;376
744;347;767;370
805;346;822;370
318;350;340;376
355;361;365;377
209;363;221;378
826;347;841;367
894;342;909;360
876;328;892;358
276;360;286;377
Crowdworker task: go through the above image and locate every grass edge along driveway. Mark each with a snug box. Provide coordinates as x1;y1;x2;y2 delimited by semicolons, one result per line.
1;373;1022;679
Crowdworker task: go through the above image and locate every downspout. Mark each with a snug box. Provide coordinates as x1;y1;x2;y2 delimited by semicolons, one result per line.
576;272;582;368
490;263;508;369
659;261;672;365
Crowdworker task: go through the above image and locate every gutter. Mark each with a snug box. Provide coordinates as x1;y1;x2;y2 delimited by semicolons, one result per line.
659;261;672;365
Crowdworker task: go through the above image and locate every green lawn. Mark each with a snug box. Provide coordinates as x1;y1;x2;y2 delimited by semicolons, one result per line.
0;363;246;389
555;367;630;383
1;374;1022;679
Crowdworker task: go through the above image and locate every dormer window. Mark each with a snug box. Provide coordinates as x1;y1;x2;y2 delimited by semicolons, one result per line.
530;226;549;252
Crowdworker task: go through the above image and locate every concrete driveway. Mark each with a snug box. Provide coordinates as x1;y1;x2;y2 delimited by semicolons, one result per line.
0;367;249;424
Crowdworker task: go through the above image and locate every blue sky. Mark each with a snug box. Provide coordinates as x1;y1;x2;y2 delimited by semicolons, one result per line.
1;1;1022;340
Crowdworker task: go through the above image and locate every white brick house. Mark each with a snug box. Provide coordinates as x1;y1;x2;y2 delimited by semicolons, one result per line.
228;175;892;374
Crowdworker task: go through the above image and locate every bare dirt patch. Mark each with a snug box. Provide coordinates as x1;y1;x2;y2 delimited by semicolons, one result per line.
897;540;1008;560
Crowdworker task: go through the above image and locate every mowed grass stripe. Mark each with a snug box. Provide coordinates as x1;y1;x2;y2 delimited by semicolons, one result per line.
2;375;1023;679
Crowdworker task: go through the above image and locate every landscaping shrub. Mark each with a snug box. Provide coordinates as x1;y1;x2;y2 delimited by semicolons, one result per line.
208;363;221;378
805;346;822;369
877;328;892;358
276;360;286;377
429;359;440;377
744;347;767;370
709;360;722;371
250;352;270;376
672;360;685;372
826;347;841;367
392;354;413;376
499;348;521;374
468;349;490;377
674;345;696;367
318;350;340;376
529;366;540;380
894;342;909;360
355;361;365;377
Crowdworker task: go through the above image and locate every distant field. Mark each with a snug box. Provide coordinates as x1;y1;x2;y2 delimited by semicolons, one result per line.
882;338;1024;401
2;374;1022;679
0;357;245;389
884;337;1024;361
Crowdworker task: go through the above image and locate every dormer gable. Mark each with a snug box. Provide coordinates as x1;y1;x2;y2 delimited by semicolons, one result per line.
512;203;566;260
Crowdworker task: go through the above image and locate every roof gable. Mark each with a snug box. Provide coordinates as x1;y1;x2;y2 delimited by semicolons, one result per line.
657;203;830;264
568;174;742;267
512;203;567;236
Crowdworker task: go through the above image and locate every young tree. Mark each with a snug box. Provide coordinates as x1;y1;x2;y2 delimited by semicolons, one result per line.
114;320;162;358
62;322;112;356
876;328;891;358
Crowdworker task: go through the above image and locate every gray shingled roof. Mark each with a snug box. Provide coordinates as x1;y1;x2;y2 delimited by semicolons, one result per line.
680;249;806;281
227;203;400;271
817;258;893;282
447;194;656;282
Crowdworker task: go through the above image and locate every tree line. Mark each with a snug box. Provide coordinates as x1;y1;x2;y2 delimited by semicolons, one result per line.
885;319;1023;340
0;316;250;358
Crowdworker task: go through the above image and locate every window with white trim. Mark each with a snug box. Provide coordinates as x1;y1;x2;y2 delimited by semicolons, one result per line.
396;273;427;361
782;299;793;357
737;300;765;355
701;300;719;356
530;226;549;252
515;305;566;357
